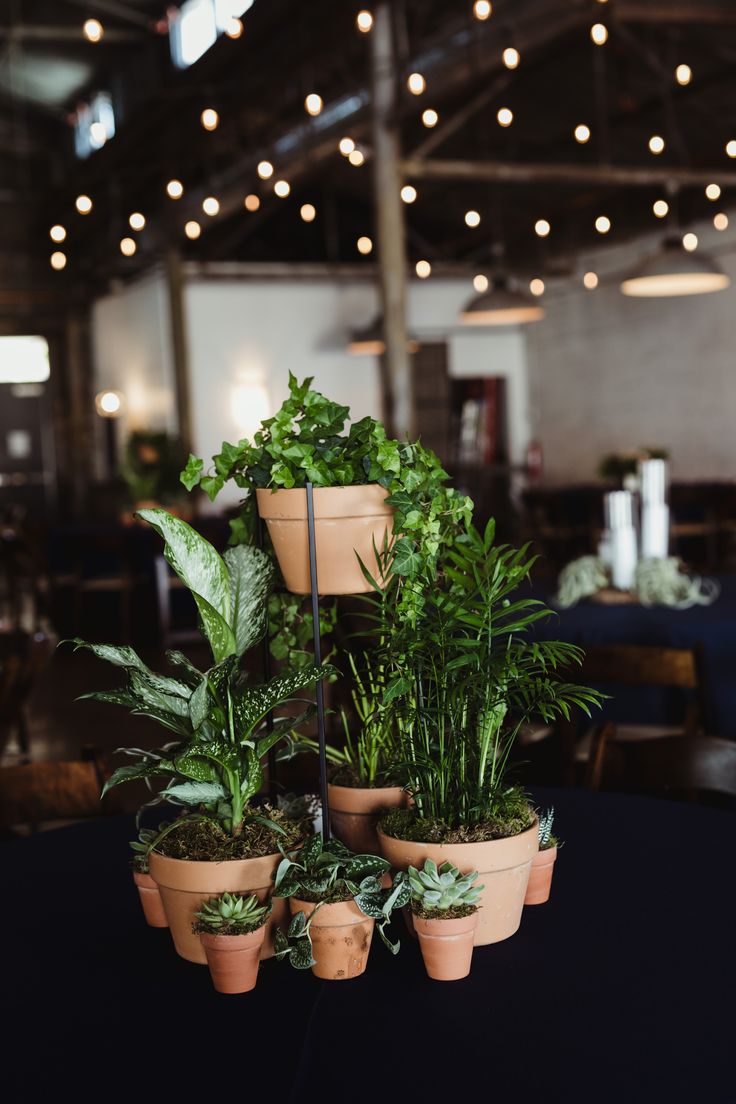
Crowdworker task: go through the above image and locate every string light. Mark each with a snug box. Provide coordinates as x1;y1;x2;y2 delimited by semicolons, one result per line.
300;203;316;222
415;259;432;278
348;149;365;166
201;108;219;131
473;1;492;20
407;72;426;95
590;23;608;45
185;220;201;239
257;160;274;180
83;18;103;42
653;199;669;218
273;180;291;198
75;194;93;214
225;17;243;38
648;135;665;155
497;107;513;127
726;140;736;159
305;93;323;117
401;185;417;203
705;183;721;201
465;209;481;228
583;271;599;289
422;108;438;128
682;232;698;252
529;278;545;296
535;219;551;237
339;137;355;155
473;274;489;293
714;213;729;231
202;196;220;216
675;64;692;86
128;213;145;232
166;179;184;199
244;194;260;212
503;47;520;69
50;251;67;271
49;225;66;243
595;215;611;234
89;121;108;147
574;124;591;144
356;10;373;32
120;237;136;257
357;236;373;255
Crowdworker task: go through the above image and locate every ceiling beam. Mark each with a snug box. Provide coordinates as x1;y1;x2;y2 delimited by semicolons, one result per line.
59;0;153;30
402;159;736;188
616;4;736;25
0;26;142;43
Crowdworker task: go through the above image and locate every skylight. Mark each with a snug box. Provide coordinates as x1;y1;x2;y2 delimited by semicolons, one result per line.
170;0;254;69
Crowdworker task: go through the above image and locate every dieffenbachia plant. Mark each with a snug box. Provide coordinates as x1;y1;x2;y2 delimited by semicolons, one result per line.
67;508;334;836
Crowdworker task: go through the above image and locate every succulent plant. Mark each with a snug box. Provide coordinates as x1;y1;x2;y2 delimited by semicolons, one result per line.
408;859;483;913
538;808;558;850
193;892;271;935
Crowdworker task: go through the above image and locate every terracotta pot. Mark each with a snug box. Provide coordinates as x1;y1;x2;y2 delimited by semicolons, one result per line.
413;911;479;981
328;784;407;854
377;820;538;946
132;870;169;928
255;485;393;595
199;926;266;994
524;845;558;906
290;897;374;980
148;850;286;965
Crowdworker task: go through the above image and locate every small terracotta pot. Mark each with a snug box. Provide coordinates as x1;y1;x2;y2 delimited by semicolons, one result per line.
132;870;169;928
255;485;393;595
524;845;558;906
328;783;407;854
377;820;538;946
148;850;286;965
199;926;266;994
290;897;374;980
413;911;479;981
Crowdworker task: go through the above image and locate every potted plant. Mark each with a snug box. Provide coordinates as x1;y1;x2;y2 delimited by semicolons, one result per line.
272;835;409;980
130;827;168;928
120;430;191;519
181;373;470;597
524;808;559;906
408;859;483;981
193;892;271;993
67;508;333;964
375;520;602;946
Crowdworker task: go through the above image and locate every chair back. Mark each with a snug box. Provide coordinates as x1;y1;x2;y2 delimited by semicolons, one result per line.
586;728;736;802
0;753;110;831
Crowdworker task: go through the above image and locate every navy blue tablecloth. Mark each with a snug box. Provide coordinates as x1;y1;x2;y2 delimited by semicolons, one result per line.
531;575;736;738
2;789;733;1103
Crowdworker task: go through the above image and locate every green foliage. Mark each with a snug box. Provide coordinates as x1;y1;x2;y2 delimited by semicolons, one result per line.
267;591;337;670
120;431;190;506
407;859;483;912
193;891;271;935
129;826;166;873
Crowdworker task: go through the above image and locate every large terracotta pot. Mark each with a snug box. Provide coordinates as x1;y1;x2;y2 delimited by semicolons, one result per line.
290;897;374;980
132;870;169;928
377;820;538;946
148;851;286;965
199;926;266;994
413;911;479;981
255;485;393;595
328;784;407;854
524;845;558;906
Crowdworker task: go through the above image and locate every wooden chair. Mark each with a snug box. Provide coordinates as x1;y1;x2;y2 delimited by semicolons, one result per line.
0;749;111;835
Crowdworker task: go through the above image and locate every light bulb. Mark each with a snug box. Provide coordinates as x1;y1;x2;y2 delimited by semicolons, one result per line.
595;215;611;234
348;149;365;166
300;203;316;222
185;220;201;240
583;271;598;290
726;140;736;159
574;123;591;144
535;219;551;237
273;179;290;198
415;259;431;278
49;225;66;243
75;194;92;214
648;134;665;154
305;93;323;117
166;179;184;199
675;64;691;86
357;236;373;255
339;137;355;155
497;107;513;127
653;199;669;218
407;72;426;95
714;213;729;231
401;185;417;204
202;196;220;216
89;121;107;147
473;1;492;20
120;237;136;257
503;47;520;69
682;232;698;252
422;109;438;128
225;17;243;38
201;108;219;131
590;23;608;45
473;274;489;293
705;183;721;201
244;194;260;212
530;278;545;296
465;210;481;228
356;10;373;32
50;251;67;271
257;160;274;180
96;391;122;416
83;18;103;42
129;212;145;231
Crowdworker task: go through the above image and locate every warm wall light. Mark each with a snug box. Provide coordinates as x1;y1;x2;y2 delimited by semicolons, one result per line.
407;72;426;95
574;123;591;144
129;212;145;231
202;196;220;216
583;271;599;289
473;1;492;20
356;10;373;32
535;219;551;237
675;64;692;86
465;210;481;228
120;237;136;256
714;213;729;231
705;183;721;201
185;220;201;239
620;237;730;297
497;107;513;127
503;47;520;69
166;179;184;199
232;380;270;438
415;259;431;278
300;203;316;222
273;180;290;198
653;199;669;218
95;390;125;417
590;23;608;45
595;215;611;234
257;160;274;179
244;194;260;212
305;93;323;116
357;235;373;254
75;194;93;214
83;18;103;42
50;252;67;271
50;225;66;243
201;107;219;131
422;108;438;128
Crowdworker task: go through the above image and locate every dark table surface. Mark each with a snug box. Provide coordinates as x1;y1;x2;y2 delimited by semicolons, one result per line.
532;575;736;739
3;787;734;1104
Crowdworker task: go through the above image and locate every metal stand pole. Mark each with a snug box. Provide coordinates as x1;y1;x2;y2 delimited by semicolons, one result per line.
256;509;277;796
306;482;330;841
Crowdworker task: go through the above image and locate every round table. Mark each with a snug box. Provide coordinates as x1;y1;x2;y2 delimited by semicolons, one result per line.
3;788;733;1103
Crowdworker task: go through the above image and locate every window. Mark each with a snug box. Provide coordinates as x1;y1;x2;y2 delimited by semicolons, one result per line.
0;336;50;384
74;92;115;158
170;0;254;68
